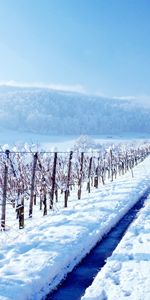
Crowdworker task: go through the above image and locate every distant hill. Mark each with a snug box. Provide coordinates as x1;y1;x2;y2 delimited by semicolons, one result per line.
0;85;149;135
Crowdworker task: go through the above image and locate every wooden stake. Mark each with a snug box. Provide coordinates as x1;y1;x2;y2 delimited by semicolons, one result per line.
29;152;38;218
43;193;47;216
64;151;73;207
19;197;24;229
87;156;92;193
78;152;84;200
1;150;9;230
50;152;57;209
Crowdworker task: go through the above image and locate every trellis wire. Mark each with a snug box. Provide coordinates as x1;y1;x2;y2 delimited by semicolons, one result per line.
0;144;150;230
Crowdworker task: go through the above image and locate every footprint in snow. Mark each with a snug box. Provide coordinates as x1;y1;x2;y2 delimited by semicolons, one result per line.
109;273;120;285
111;262;122;272
123;290;132;297
125;242;133;250
138;237;143;243
0;254;5;260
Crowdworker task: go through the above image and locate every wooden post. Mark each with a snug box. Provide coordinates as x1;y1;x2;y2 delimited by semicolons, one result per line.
50;152;57;209
118;155;121;176
130;158;134;178
125;152;129;172
19;197;24;229
33;194;36;205
40;189;42;210
55;189;58;203
64;151;73;207
78;152;84;200
43;192;47;216
29;152;38;218
87;156;92;193
101;167;105;185
1;150;9;230
110;149;114;181
94;166;98;188
16;189;20;219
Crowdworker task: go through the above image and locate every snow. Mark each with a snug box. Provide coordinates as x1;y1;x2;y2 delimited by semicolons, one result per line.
81;194;150;300
1;155;150;299
0;128;76;151
0;128;150;151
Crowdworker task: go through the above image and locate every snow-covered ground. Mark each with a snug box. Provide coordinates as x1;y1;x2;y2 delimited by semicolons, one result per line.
1;154;150;299
0;128;76;151
0;127;150;151
82;194;150;300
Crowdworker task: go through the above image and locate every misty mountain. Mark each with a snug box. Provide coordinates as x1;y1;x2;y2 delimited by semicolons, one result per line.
0;85;149;135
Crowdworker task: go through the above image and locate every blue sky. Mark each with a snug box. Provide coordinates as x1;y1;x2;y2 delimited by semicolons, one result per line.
0;0;150;97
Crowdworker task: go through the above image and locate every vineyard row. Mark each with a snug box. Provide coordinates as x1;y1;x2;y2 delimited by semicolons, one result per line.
0;145;150;230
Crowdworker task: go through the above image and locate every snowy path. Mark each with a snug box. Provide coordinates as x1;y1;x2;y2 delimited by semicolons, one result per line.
0;157;150;300
47;192;148;300
81;196;150;300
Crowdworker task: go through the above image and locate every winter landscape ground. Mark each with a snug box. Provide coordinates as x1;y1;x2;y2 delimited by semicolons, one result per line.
0;129;150;300
82;191;150;300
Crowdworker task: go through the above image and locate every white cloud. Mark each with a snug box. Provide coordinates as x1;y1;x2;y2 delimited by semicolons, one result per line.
113;96;136;100
0;80;87;94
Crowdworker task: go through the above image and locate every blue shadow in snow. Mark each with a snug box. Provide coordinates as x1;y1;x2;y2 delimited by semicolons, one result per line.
46;188;150;300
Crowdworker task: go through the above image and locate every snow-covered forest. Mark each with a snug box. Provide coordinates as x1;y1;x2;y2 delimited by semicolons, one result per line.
0;85;150;135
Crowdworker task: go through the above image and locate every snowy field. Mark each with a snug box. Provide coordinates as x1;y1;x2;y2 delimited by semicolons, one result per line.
0;128;150;151
0;128;76;151
0;152;150;299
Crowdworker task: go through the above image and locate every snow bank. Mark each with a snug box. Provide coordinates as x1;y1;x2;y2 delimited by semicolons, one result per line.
82;193;150;300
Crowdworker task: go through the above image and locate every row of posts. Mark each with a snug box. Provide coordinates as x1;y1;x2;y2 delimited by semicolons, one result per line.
1;147;149;230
